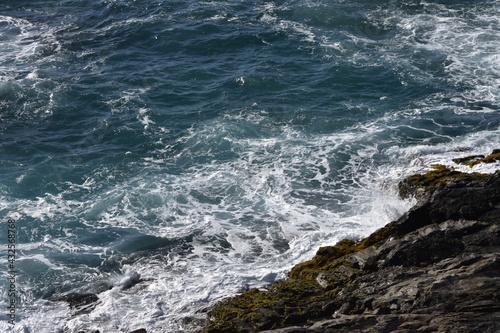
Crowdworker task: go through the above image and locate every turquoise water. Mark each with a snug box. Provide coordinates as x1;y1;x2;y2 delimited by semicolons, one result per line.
1;0;499;332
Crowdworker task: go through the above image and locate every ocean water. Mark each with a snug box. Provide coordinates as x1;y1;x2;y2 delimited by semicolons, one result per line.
0;0;499;332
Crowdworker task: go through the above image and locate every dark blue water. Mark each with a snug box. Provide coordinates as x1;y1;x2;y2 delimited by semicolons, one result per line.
1;0;499;331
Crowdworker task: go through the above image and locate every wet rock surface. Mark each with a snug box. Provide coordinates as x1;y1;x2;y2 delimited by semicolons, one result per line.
60;292;99;314
202;157;500;333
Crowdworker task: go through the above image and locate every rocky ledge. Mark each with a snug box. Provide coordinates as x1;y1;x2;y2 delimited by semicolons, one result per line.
202;151;500;333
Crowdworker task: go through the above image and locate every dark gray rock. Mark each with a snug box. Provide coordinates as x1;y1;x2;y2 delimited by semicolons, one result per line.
260;172;500;333
393;171;500;236
62;293;99;310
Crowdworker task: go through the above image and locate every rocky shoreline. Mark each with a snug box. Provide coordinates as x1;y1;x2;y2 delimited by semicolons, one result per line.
201;151;500;333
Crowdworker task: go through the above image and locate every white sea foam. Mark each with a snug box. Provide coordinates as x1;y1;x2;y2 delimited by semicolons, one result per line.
389;2;499;106
293;0;500;111
0;14;63;119
257;2;317;44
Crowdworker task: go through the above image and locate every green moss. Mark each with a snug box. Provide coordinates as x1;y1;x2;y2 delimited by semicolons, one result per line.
398;164;475;199
355;222;395;251
403;164;460;187
399;153;500;199
452;154;485;166
452;149;500;167
202;279;329;333
289;239;354;280
202;207;398;332
202;217;398;332
289;223;394;281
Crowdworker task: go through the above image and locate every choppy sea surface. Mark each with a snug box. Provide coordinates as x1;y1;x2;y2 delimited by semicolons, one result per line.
0;0;499;332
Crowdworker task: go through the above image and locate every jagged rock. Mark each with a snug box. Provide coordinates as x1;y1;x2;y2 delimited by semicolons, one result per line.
62;293;99;310
452;149;500;167
393;170;500;236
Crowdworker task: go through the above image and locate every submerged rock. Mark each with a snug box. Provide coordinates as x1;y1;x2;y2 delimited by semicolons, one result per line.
62;293;98;309
202;151;500;333
61;292;99;315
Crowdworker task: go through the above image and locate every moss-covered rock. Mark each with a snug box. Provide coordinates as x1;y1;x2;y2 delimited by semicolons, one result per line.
203;279;332;333
289;223;394;281
398;164;462;199
452;149;500;167
398;159;497;200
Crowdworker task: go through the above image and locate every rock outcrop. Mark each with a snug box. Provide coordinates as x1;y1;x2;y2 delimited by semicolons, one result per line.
202;152;500;333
